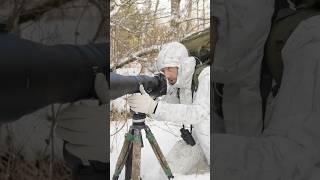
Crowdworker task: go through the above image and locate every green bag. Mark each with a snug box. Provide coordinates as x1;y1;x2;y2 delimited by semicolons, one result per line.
261;3;320;120
191;61;210;93
265;7;320;86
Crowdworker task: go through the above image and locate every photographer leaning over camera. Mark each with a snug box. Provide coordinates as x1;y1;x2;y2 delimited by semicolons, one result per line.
127;42;210;175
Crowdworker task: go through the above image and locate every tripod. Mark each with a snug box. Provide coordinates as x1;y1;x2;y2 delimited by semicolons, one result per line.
112;113;174;180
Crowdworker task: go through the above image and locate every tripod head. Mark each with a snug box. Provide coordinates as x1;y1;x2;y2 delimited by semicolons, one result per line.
132;113;147;125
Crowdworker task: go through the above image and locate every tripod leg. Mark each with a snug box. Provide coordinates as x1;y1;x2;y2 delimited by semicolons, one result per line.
112;132;133;180
131;129;142;180
125;144;133;180
145;127;174;179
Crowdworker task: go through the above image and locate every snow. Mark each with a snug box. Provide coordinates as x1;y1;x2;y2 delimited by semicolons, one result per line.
0;106;64;160
110;119;210;179
115;66;141;76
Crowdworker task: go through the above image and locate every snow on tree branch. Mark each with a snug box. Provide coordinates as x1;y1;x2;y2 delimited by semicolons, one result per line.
111;44;161;70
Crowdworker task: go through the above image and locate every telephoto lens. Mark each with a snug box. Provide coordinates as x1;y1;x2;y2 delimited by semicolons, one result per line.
109;72;167;100
0;33;107;123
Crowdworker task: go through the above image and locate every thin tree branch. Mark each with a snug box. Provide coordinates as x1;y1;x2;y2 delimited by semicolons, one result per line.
111;45;161;70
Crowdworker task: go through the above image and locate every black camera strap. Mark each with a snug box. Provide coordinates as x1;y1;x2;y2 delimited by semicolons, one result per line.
182;124;193;134
176;88;196;146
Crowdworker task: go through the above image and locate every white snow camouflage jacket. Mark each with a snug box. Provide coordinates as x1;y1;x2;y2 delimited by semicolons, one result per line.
152;42;210;165
212;0;320;179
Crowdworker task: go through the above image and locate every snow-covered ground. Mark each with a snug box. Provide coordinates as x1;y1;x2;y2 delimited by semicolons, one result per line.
110;119;210;179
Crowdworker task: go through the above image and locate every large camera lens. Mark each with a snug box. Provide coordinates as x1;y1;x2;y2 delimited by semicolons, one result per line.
110;73;167;100
0;33;107;123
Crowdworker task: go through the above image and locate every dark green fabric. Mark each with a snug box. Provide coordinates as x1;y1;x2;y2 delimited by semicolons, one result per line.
265;9;320;85
191;62;210;93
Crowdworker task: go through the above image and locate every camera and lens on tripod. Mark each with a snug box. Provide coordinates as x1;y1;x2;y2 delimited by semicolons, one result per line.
110;72;174;180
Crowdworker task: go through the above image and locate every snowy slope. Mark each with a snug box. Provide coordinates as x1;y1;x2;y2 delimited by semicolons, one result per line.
110;119;210;179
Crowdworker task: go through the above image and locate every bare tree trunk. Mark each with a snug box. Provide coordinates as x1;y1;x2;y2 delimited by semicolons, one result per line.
140;1;152;49
186;0;193;33
203;0;205;29
170;0;181;38
197;0;199;30
153;0;160;28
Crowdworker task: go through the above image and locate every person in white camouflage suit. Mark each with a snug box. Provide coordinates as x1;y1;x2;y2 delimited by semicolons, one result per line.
128;42;210;175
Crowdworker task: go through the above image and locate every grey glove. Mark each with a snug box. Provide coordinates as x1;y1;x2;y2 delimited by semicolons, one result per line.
55;100;108;163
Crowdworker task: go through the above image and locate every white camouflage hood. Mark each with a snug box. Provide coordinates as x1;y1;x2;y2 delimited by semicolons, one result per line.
156;42;196;104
